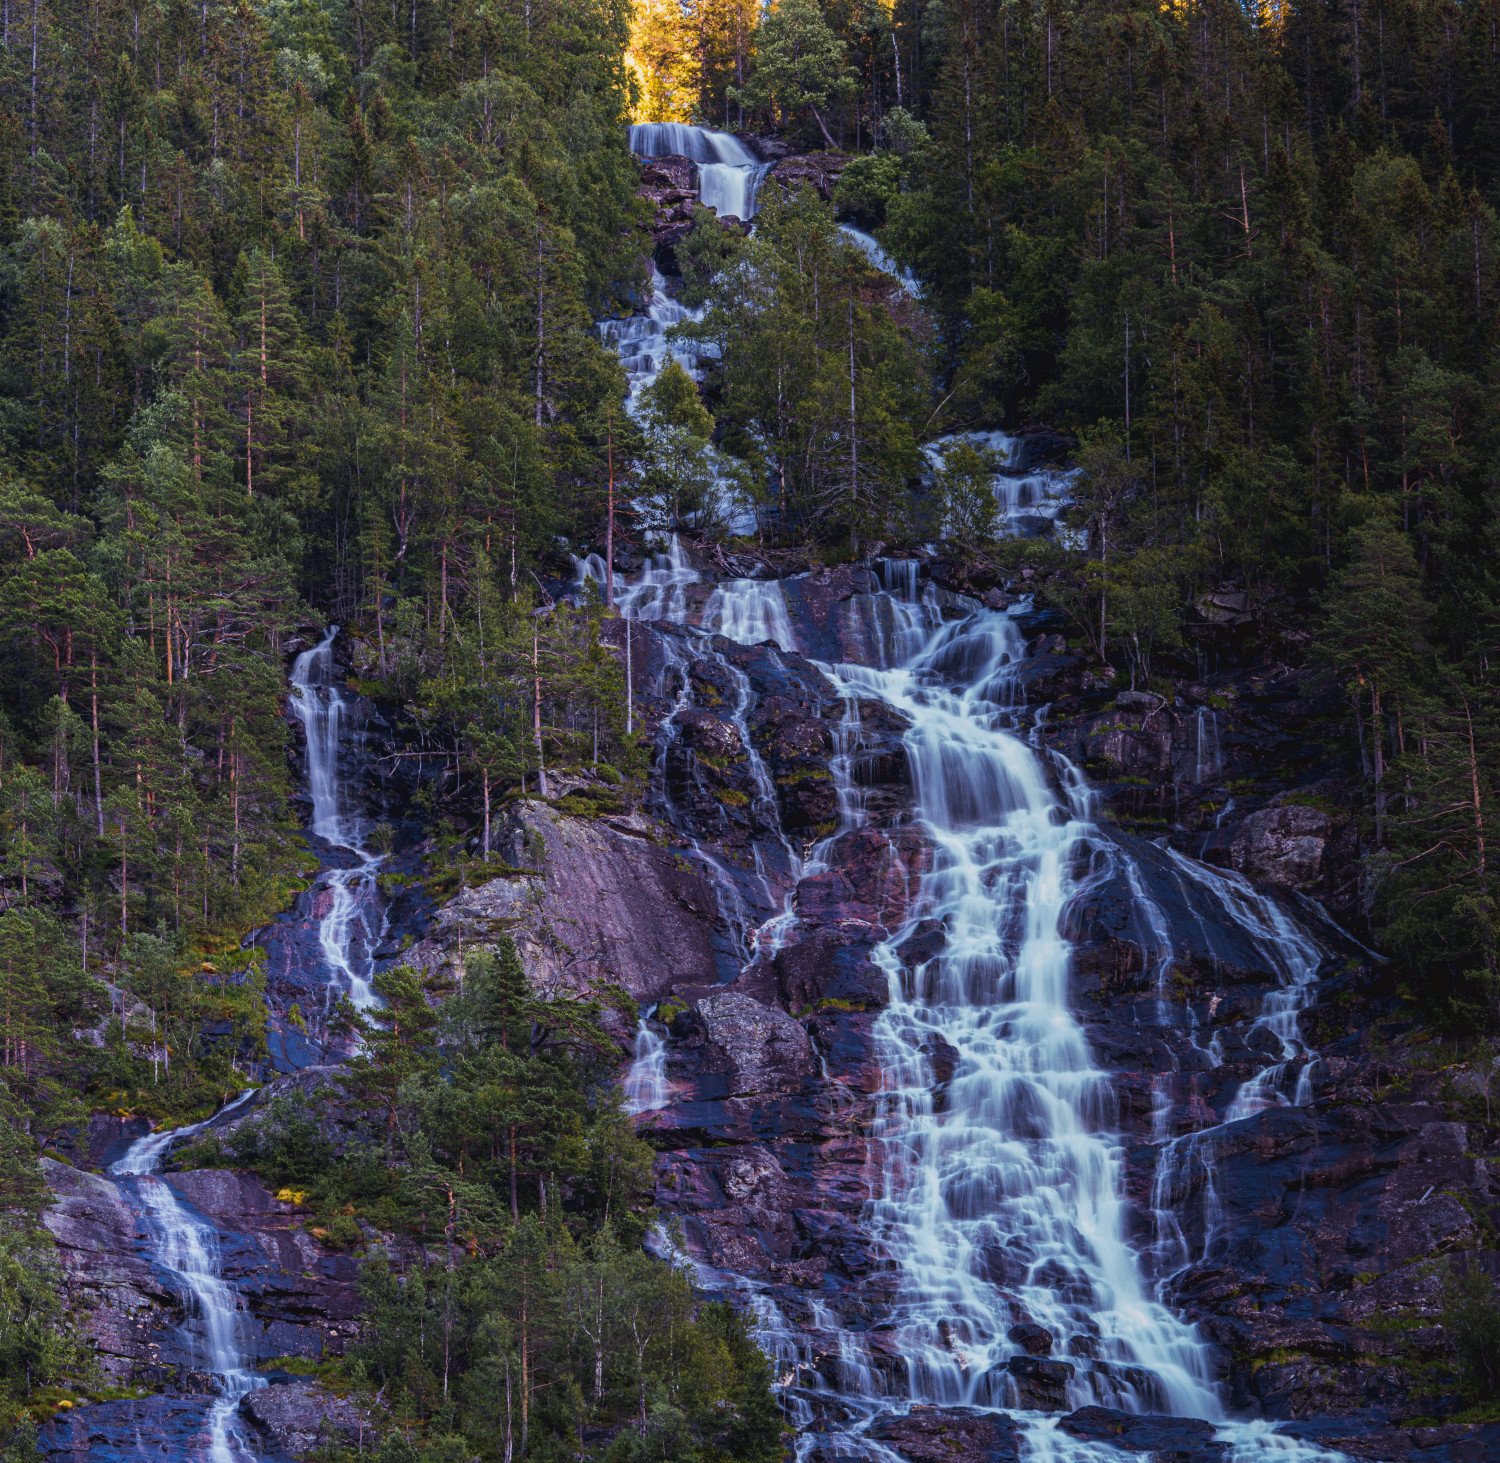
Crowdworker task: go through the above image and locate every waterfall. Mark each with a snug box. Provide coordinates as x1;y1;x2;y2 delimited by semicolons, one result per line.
1194;707;1223;783
83;634;396;1458
623;1009;669;1115
703;578;795;650
597;523;1347;1458
630;122;771;221
844;605;1224;1430
839;224;919;295
598;263;707;411
289;628;384;1013
110;1092;261;1463
1160;849;1325;1118
923;431;1076;539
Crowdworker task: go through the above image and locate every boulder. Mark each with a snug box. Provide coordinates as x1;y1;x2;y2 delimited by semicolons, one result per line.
1006;1354;1074;1410
1007;1321;1054;1356
1060;1407;1228;1460
405;800;721;1005
865;1406;1022;1462
697;991;815;1096
243;1379;382;1458
1229;802;1333;889
766;150;849;202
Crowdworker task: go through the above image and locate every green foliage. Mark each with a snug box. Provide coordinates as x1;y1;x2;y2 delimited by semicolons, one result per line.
679;186;926;549
933;440;1000;559
729;0;854;149
834;153;903;229
1441;1261;1500;1407
225;937;773;1461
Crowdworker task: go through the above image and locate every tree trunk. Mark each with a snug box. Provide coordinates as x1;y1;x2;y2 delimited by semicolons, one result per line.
532;630;548;798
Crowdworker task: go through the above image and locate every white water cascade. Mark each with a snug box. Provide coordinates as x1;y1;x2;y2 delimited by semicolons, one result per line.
289;628;384;1015
839;224;919;295
110;1092;260;1462
924;430;1076;539
703;577;796;649
85;634;394;1460
601;535;1349;1460
838;602;1226;1434
623;1008;670;1115
598;263;707;411
630;122;772;221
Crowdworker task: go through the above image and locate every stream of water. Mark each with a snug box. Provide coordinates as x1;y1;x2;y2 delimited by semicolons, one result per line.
591;174;1348;1458
91;629;382;1460
593;540;1347;1461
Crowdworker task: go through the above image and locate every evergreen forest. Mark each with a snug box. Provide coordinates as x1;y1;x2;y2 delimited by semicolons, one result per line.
0;0;1498;1459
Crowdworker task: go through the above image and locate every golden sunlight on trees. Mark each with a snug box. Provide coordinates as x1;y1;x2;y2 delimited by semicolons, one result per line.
627;0;702;122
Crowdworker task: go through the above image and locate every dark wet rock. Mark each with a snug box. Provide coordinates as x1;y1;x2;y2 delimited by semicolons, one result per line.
1007;1321;1054;1356
1005;1354;1074;1410
243;1379;382;1458
41;1392;292;1463
776;564;880;662
635;153;700;269
1010;424;1078;469
1060;1407;1228;1460
210;1066;364;1160
48;1112;152;1171
864;1406;1023;1462
1083;700;1175;780
766;150;849;202
697;991;815;1095
639;153;696;197
775;924;888;1012
41;1159;180;1382
405;800;720;1008
1280;1418;1500;1461
1229;801;1333;889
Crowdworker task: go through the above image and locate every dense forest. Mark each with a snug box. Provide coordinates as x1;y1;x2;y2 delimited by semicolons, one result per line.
0;0;1498;1455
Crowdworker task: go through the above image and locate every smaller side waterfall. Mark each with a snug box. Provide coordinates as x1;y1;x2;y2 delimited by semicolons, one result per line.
623;1009;669;1115
290;629;384;1014
703;578;795;650
111;1094;261;1463
1159;846;1325;1117
839;224;918;294
1194;707;1223;784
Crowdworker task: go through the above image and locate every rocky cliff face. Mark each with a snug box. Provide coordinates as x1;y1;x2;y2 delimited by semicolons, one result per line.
536;555;1499;1461
37;550;1500;1463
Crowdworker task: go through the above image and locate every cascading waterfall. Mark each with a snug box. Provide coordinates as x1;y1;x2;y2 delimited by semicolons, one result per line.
703;577;796;650
839;224;919;295
623;1007;670;1115
289;628;384;1015
1159;848;1325;1119
629;122;771;221
600;536;1349;1460
923;431;1076;539
593;178;1344;1456
839;604;1224;1431
599;263;706;411
93;632;390;1461
1194;707;1224;784
598;124;762;438
576;541;807;958
110;1093;260;1463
